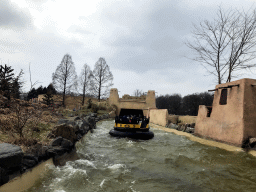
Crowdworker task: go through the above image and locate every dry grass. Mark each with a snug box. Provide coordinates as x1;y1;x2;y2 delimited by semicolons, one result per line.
38;94;100;110
0;95;112;152
0;99;62;152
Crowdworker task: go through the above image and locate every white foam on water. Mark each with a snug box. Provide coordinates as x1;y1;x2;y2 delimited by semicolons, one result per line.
130;187;139;192
52;165;87;180
100;179;105;188
155;132;169;136
127;140;134;147
77;159;97;169
107;164;126;170
65;159;97;170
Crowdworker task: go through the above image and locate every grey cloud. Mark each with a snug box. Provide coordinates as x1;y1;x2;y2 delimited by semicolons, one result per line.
67;25;92;35
0;0;32;28
100;0;218;72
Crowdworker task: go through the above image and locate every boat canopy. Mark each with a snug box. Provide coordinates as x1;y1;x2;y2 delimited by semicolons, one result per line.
119;109;144;117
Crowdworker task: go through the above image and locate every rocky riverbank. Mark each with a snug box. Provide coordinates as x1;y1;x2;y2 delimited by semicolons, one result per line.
0;112;111;186
166;122;195;134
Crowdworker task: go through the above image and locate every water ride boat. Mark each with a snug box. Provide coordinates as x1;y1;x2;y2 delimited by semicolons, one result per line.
109;109;154;140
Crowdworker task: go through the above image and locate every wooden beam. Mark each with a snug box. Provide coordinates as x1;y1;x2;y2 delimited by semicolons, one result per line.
208;89;218;92
208;84;239;91
218;84;239;89
227;84;239;88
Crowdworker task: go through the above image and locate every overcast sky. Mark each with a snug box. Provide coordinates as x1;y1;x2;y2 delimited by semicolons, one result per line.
1;0;256;97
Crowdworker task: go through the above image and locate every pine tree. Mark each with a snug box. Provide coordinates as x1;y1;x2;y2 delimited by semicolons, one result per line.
42;90;54;106
0;64;14;100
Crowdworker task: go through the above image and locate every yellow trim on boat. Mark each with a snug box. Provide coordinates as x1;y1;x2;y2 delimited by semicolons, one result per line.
115;123;149;129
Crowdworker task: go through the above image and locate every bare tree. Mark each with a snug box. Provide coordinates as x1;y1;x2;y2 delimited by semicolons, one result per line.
52;54;77;107
226;9;256;82
92;57;113;101
29;63;40;90
133;89;143;97
186;6;256;84
79;63;93;106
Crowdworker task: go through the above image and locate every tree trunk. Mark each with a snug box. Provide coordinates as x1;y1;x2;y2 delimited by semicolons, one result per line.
82;84;85;106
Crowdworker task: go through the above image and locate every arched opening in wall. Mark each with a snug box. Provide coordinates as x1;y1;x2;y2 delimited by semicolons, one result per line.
219;89;227;105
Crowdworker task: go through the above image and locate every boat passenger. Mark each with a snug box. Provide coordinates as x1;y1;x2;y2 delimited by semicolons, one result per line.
122;115;129;124
131;115;137;124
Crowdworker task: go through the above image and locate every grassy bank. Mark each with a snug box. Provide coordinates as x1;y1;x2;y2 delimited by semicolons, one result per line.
0;97;112;152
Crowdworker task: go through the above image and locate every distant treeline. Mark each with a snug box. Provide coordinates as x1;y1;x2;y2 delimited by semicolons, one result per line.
156;92;214;116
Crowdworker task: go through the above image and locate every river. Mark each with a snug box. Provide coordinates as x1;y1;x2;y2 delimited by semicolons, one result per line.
25;119;256;192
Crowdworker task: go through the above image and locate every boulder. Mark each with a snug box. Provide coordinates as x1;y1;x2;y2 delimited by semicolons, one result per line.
85;116;96;129
22;159;37;169
74;116;81;121
168;123;178;129
249;138;256;148
76;133;83;141
57;119;69;125
0;167;9;186
90;113;97;118
73;120;84;132
182;124;188;132
23;154;38;164
25;143;49;161
75;124;89;136
51;137;73;151
46;146;67;157
80;114;88;119
51;136;63;147
186;127;195;133
61;138;73;150
52;124;77;143
0;143;23;170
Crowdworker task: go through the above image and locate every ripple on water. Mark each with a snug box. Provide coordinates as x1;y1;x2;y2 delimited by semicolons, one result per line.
26;120;256;192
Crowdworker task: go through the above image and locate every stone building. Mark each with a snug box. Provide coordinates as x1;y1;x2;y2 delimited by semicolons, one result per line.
108;88;156;117
195;78;256;146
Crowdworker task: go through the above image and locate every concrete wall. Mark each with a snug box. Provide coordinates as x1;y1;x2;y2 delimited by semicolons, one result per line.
243;79;256;140
108;88;156;116
195;78;256;146
149;109;168;127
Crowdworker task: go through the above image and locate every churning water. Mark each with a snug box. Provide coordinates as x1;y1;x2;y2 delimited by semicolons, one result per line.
26;120;256;192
